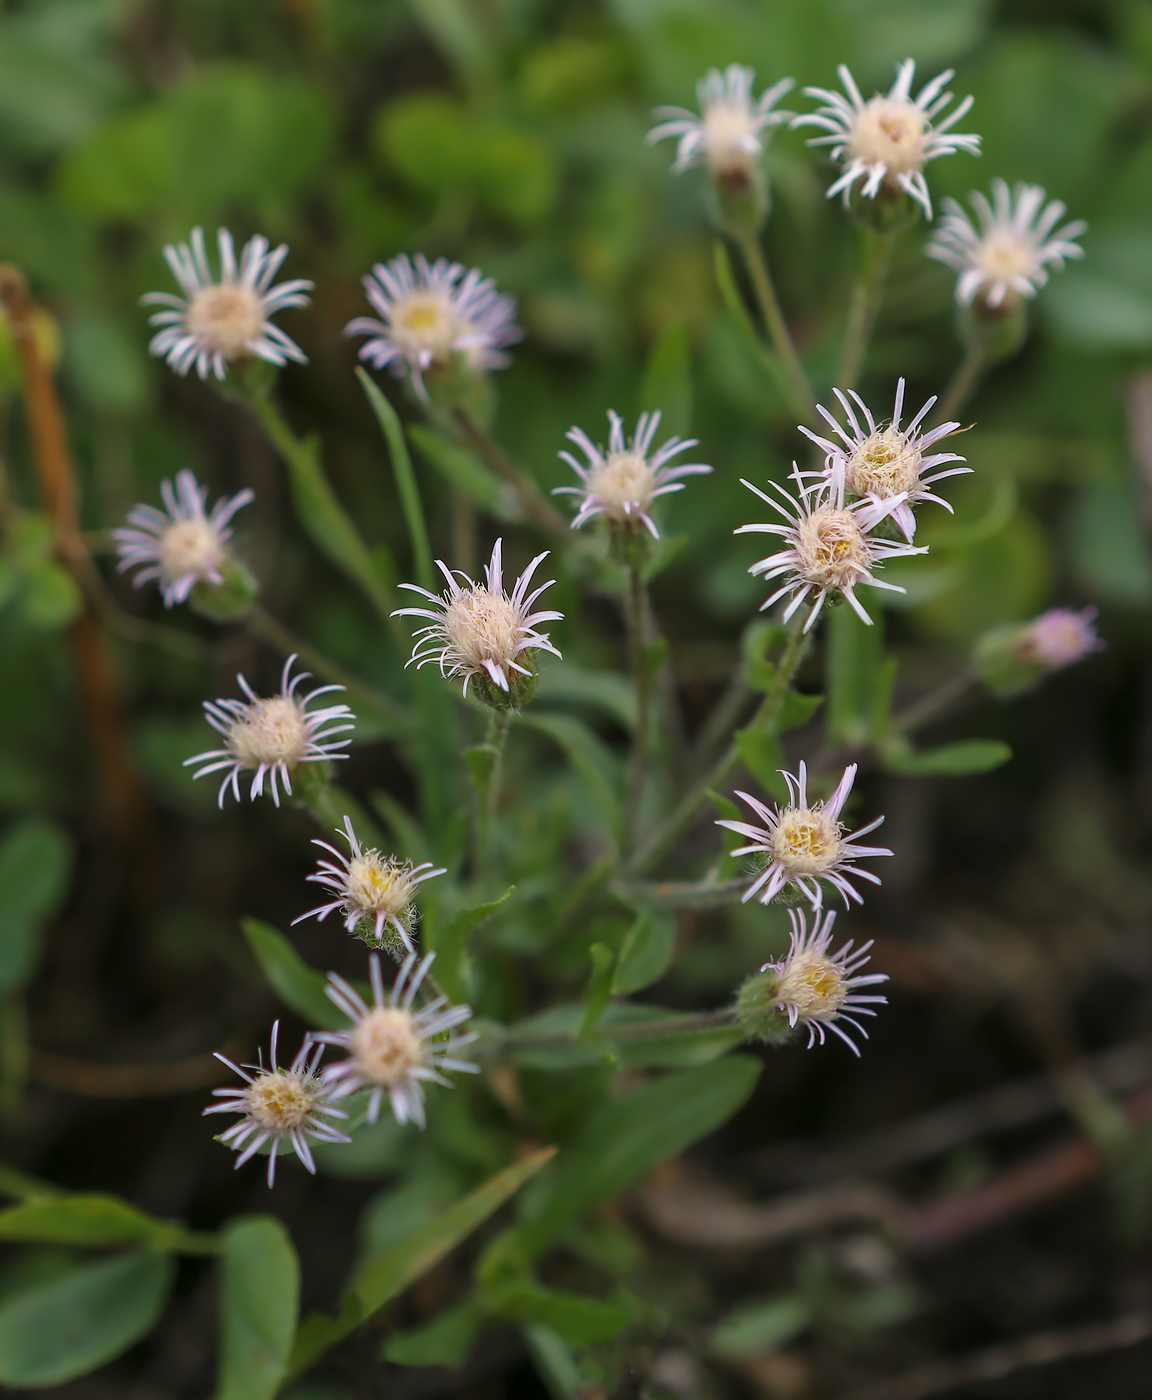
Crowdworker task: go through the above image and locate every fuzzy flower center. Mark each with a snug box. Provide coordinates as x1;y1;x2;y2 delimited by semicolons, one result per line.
186;285;265;358
702;101;758;171
245;1071;317;1130
352;1008;423;1086
589;451;657;515
228;696;309;769
444;588;521;668
795;507;872;590
845;428;922;499
345;852;410;915
975;233;1037;284
391;294;458;358
771;807;843;875
776;952;848;1019
849;98;927;175
159;518;224;584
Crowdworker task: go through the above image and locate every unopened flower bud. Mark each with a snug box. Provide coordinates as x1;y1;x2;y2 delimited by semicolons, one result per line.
975;607;1104;698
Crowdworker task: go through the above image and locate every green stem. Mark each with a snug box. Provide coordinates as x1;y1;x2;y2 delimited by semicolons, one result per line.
838;227;894;392
933;342;988;426
736;233;817;424
246;605;410;734
614;876;748;910
452;406;570;539
505;1006;739;1051
356;368;434;592
247;393;396;628
627;624;813;876
474;709;512;882
625;564;652;850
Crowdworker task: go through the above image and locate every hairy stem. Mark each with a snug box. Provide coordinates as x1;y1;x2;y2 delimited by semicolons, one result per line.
626;564;653;849
627;624;813;876
933;342;988;426
736;234;817;424
474;709;513;882
839;227;894;392
452;406;570;538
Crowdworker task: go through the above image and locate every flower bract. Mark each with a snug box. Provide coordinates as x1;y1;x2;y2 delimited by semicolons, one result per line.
142;227;312;380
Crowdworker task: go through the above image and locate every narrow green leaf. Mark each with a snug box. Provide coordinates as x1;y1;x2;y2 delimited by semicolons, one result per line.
356;368;433;592
287;1147;556;1379
433;886;514;1001
513;1056;761;1257
0;1194;208;1252
883;738;1013;776
772;687;823;735
524;1325;583;1400
463;742;499;797
612;909;676;996
742;621;787;692
518;712;622;841
827;603;886;746
710;1294;810;1360
579;943;615;1039
0;817;73;997
0;1252;173;1386
734;730;785;801
408;423;507;514
241;920;345;1031
639;323;692;440
384;1296;482;1367
215;1216;300;1400
492;1282;628;1345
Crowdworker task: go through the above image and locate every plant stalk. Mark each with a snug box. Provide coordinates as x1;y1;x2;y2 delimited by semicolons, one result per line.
452;406;570;538
736;233;817;424
933;342;989;426
838;227;894;392
625;564;653;849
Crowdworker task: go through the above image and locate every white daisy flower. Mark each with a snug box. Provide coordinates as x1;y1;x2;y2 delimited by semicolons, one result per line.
394;538;563;702
554;410;712;538
647;65;794;183
753;908;888;1055
927;179;1086;309
717;761;890;910
1017;606;1104;670
203;1021;350;1187
798;379;970;541
736;465;926;631
113;469;254;608
315;951;479;1128
141;227;312;381
795;60;980;219
185;654;355;807
345;254;521;398
293;815;446;954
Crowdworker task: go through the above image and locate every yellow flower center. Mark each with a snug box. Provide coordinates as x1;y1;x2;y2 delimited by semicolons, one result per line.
845;427;922;499
777;952;848;1019
771;807;843;875
703;101;758;174
849;98;927;176
976;232;1036;284
345;852;409;915
589;451;657;516
228;696;309;769
444;588;522;670
246;1071;316;1130
159;518;224;584
795;507;871;590
352;1008;423;1086
392;294;459;359
186;284;265;358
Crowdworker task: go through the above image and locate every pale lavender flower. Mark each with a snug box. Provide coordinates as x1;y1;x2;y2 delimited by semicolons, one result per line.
185;654;354;807
394;539;562;699
316;951;479;1128
799;379;970;541
761;908;888;1055
717;761;890;909
554;410;712;538
795;60;979;219
142;227;312;380
736;465;926;631
1018;606;1104;670
928;179;1086;308
293;815;446;954
647;65;794;181
113;469;254;607
204;1022;350;1186
346;254;521;397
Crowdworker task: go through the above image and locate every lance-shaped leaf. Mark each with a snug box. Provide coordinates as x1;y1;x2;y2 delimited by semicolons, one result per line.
0;1193;213;1253
215;1216;299;1400
242;919;346;1031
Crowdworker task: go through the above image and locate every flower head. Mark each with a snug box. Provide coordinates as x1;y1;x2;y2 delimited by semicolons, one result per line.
142;227;312;381
927;179;1086;309
738;909;888;1055
799;379;970;541
293;816;445;954
736;466;926;631
554;410;712;538
648;66;794;183
315;952;479;1127
204;1022;350;1186
795;60;979;218
345;254;520;398
718;762;890;910
113;469;254;607
185;654;354;807
394;539;562;704
1017;606;1104;670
